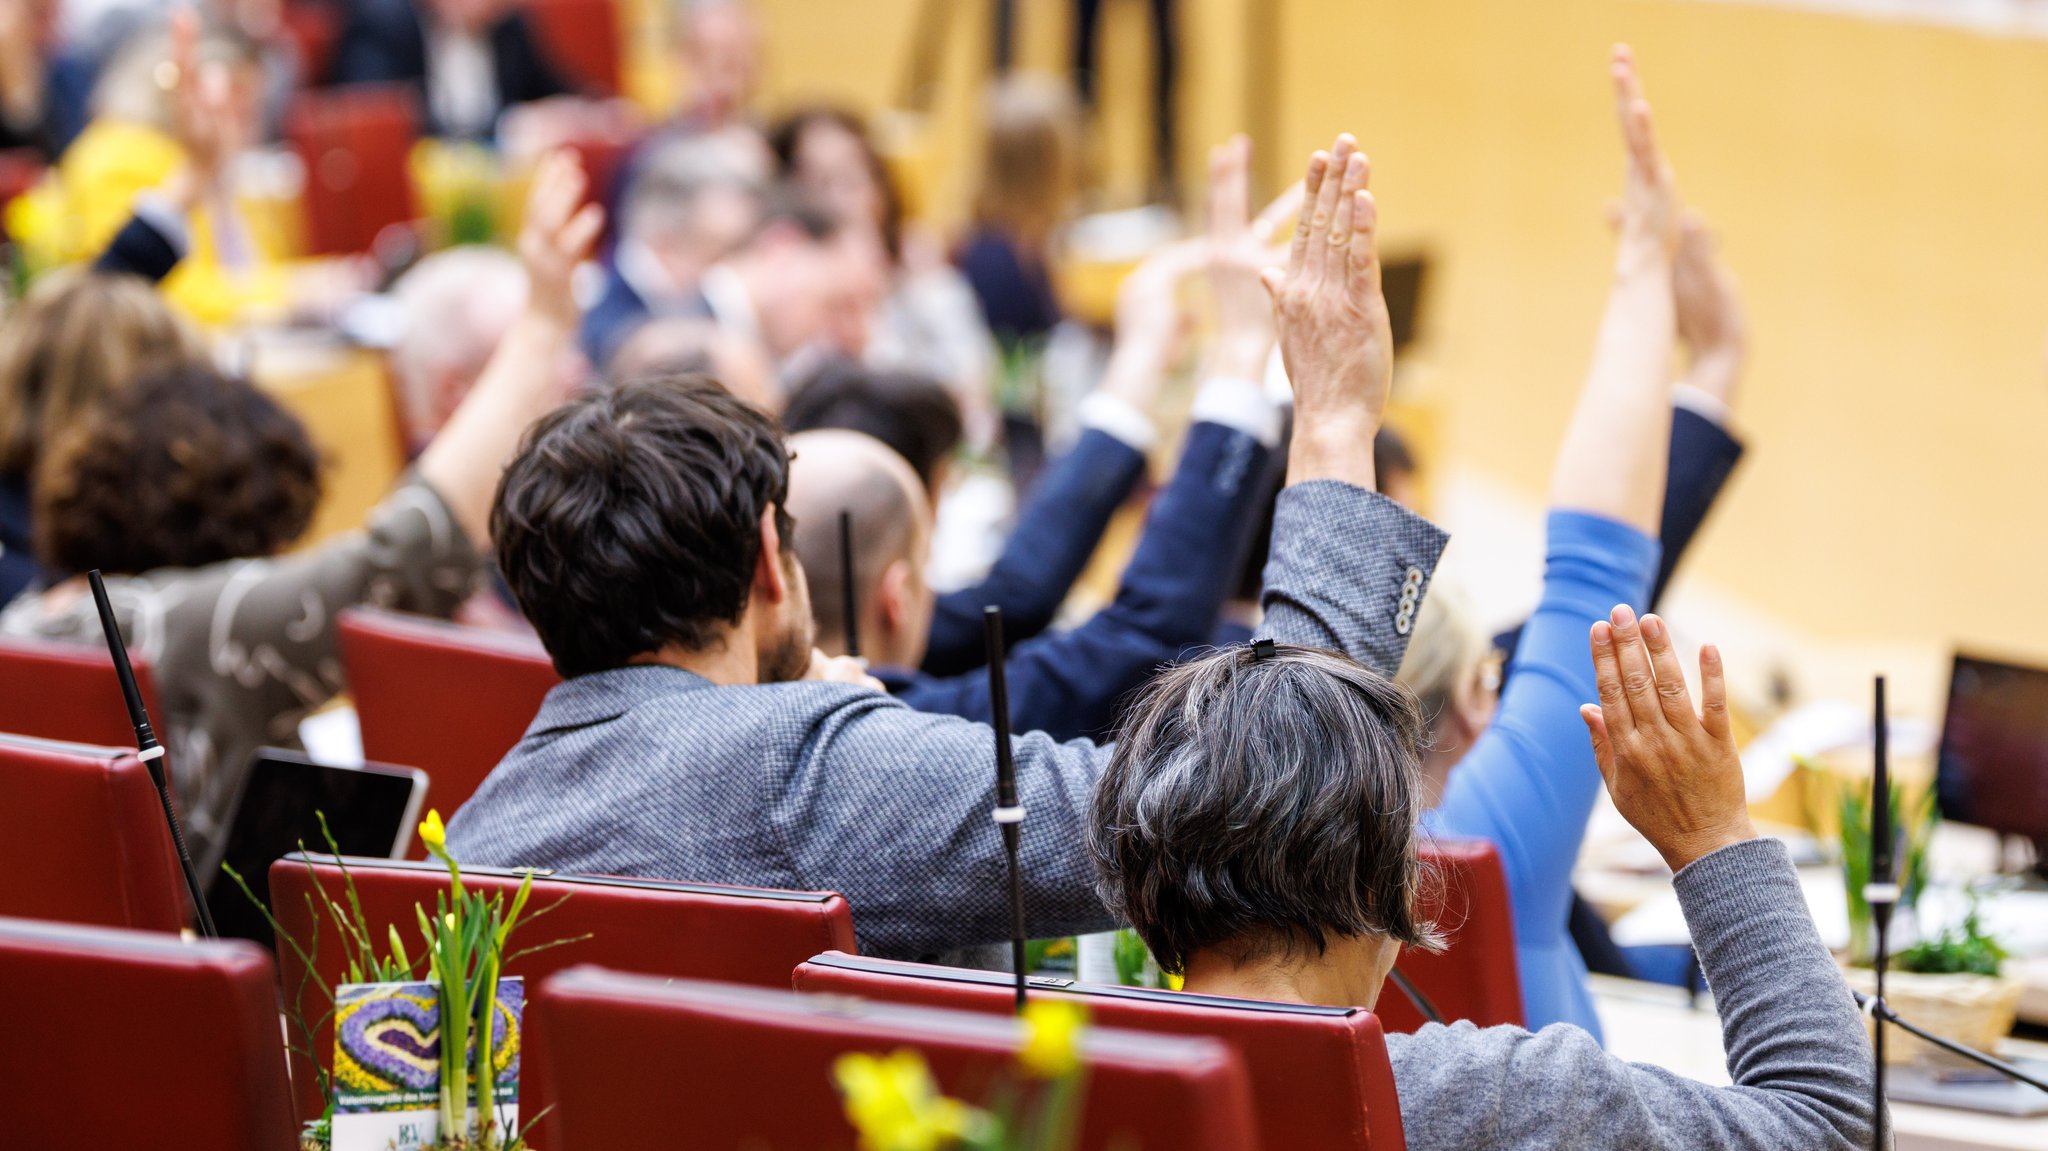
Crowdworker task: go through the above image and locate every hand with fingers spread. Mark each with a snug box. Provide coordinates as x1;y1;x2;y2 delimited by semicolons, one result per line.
1261;133;1391;490
1205;134;1280;382
1580;605;1755;873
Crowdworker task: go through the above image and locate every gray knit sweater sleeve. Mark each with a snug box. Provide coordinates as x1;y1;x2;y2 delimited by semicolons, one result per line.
1386;838;1879;1151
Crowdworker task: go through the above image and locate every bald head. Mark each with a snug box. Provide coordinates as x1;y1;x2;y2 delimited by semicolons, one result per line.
786;429;933;664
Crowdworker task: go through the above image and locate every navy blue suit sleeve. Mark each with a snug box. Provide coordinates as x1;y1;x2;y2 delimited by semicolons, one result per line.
921;427;1148;677
1652;406;1744;607
579;265;652;367
897;422;1274;740
92;215;183;284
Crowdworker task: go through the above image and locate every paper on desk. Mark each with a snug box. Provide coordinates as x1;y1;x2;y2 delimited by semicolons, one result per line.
1738;700;1937;801
1611;862;1852;951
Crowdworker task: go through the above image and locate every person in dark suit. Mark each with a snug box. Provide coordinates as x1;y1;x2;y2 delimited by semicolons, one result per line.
329;0;573;138
447;132;1445;961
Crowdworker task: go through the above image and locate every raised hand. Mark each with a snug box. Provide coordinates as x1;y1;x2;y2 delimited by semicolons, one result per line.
1580;605;1756;872
516;150;606;329
1205;135;1277;382
1098;237;1205;414
1612;45;1680;273
1673;210;1747;407
1260;133;1391;490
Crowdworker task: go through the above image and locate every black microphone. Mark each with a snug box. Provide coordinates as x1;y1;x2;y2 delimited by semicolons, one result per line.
983;606;1028;1012
1867;674;1894;1151
839;510;860;661
88;570;216;937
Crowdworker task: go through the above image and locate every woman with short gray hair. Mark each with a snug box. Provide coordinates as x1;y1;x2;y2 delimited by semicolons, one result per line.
1088;630;1877;1150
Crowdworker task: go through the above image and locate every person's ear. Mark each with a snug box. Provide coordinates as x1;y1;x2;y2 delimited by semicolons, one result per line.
754;506;790;605
876;558;912;635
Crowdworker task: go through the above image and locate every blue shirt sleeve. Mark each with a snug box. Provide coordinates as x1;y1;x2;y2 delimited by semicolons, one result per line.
1426;510;1659;1036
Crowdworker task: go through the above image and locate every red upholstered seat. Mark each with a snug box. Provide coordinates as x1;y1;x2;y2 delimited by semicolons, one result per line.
524;0;623;95
795;951;1406;1150
0;634;167;757
285;85;421;256
0;916;297;1150
1376;838;1525;1032
268;854;857;1137
529;967;1261;1151
0;733;187;932
336;606;558;844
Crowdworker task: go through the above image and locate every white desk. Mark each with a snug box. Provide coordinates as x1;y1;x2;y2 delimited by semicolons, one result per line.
1593;976;2048;1151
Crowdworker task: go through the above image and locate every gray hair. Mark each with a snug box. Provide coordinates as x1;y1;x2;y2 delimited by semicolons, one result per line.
1089;643;1441;975
387;246;528;444
1394;580;1488;740
621;132;765;245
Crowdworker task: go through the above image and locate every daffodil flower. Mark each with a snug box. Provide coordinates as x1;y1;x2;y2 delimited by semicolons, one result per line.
1018;999;1088;1079
418;809;448;859
833;1049;988;1151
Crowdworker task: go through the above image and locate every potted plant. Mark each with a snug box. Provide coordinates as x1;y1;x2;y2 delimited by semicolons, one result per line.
1845;896;2023;1068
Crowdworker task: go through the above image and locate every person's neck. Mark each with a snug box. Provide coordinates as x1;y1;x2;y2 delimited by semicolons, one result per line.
1180;935;1391;1010
630;623;759;686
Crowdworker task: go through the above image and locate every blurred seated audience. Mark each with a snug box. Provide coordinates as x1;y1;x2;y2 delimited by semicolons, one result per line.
387;243;529;454
330;0;573;139
958;74;1080;350
670;0;760;134
607;314;777;411
0;268;205;604
0;150;601;869
0;0;93;158
581;129;765;366
771;106;995;440
1088;634;1877;1151
446;129;1444;961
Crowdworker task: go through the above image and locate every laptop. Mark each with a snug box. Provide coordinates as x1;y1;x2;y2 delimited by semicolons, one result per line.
207;748;427;947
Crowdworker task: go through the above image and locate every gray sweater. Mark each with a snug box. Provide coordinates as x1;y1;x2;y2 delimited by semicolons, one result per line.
1389;838;1880;1150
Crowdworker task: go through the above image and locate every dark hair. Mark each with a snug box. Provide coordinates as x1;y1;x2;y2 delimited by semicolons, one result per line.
745;187;845;249
782;360;962;492
490;374;794;678
767;105;905;262
34;364;322;577
1089;643;1441;975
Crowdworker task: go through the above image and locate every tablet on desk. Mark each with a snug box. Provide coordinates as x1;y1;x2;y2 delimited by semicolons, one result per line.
207;748;427;947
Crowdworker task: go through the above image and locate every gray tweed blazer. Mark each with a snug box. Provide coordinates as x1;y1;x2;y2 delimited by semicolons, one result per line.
446;480;1449;959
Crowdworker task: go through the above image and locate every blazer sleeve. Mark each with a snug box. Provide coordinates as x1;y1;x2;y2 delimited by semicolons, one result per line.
922;427;1148;676
1257;481;1451;675
1651;406;1745;607
894;421;1276;741
91;210;184;284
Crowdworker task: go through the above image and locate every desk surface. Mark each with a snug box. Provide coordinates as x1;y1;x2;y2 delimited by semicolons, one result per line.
1593;975;2048;1151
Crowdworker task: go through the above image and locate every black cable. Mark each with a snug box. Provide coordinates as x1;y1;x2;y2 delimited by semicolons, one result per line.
1388;966;1443;1025
1853;992;2048;1095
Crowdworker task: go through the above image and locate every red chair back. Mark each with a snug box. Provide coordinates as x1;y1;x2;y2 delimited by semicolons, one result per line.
529;967;1260;1151
0;634;167;757
0;733;187;932
285;85;421;256
337;607;558;842
795;951;1404;1150
1375;838;1525;1032
0;916;297;1150
269;854;856;1135
524;0;622;95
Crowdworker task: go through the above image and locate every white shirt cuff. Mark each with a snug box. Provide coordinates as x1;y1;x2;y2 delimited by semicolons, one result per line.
130;192;191;256
1190;375;1284;449
1078;391;1159;454
1672;382;1731;427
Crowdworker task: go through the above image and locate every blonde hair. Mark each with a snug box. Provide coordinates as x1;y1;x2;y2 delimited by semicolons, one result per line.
0;269;206;479
972;74;1081;247
1394;579;1491;738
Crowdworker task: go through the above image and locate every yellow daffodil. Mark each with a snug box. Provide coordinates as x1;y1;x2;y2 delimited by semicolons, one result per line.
418;809;448;859
833;1049;986;1151
1018;999;1088;1079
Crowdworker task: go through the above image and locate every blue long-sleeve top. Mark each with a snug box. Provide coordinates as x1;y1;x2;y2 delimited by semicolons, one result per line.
881;420;1273;740
1424;510;1660;1037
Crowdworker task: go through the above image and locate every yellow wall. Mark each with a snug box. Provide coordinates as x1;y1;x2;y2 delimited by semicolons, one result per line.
1270;0;2048;702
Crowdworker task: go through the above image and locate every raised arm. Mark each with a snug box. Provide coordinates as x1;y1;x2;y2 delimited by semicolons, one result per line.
1548;46;1679;532
417;150;604;547
1255;134;1449;673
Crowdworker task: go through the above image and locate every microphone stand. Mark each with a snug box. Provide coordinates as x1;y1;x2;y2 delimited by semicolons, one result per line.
983;606;1028;1011
1867;675;1893;1151
88;570;216;937
839;511;860;660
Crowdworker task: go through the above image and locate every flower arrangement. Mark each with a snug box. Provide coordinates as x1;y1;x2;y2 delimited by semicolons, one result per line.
224;811;582;1151
833;999;1091;1151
